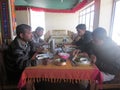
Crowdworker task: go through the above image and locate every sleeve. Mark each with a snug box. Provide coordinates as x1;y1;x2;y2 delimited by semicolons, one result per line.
13;49;32;70
84;32;92;44
84;41;94;55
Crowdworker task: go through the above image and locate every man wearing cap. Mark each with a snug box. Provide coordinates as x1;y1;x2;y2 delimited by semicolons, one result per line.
72;24;92;52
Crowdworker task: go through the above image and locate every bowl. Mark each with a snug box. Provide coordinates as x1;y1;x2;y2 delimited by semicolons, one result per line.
54;58;66;66
58;52;70;59
74;57;91;65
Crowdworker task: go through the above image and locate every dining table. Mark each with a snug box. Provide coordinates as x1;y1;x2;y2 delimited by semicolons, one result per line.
17;44;103;90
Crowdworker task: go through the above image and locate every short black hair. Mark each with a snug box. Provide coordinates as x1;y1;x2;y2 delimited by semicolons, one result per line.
76;24;86;30
16;24;31;37
35;26;44;32
92;27;107;40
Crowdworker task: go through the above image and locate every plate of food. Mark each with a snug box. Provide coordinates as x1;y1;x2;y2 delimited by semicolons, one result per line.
36;54;49;60
73;57;91;65
54;58;66;66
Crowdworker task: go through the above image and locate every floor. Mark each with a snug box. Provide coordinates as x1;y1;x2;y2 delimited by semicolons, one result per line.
1;82;120;90
34;81;87;90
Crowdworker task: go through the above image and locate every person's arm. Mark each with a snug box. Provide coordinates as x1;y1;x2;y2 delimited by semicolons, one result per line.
84;32;92;44
71;33;81;44
90;54;96;64
13;49;32;70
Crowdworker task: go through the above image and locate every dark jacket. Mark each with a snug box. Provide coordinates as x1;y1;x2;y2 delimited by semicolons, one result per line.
86;37;120;75
5;37;35;83
75;31;92;52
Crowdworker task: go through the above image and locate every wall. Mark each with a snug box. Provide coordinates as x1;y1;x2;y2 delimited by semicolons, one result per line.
45;12;79;32
99;0;113;33
15;10;79;32
15;10;30;25
94;0;113;34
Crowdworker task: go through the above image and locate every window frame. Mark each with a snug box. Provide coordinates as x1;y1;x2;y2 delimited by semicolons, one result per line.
110;0;120;45
78;1;95;31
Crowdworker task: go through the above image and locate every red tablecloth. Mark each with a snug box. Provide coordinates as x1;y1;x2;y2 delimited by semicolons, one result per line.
18;61;103;89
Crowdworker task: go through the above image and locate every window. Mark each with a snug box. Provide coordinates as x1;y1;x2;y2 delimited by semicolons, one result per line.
111;0;120;45
30;9;45;39
78;2;94;31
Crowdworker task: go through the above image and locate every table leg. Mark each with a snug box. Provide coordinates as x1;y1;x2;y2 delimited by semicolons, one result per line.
26;81;35;90
90;80;96;90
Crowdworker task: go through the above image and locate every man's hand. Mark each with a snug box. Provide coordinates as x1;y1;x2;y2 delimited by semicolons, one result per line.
36;46;44;53
79;52;89;57
72;49;81;56
90;55;96;64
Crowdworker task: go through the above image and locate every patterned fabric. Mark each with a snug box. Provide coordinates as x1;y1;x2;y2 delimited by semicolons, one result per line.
5;37;35;83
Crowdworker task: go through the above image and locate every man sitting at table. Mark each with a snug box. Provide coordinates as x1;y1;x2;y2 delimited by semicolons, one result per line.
86;27;120;83
4;24;37;84
31;26;47;50
72;24;92;52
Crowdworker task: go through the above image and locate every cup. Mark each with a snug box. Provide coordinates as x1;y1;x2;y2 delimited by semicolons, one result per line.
42;59;48;65
31;60;36;66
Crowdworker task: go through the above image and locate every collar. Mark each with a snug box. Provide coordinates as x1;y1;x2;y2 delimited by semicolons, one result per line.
17;38;28;49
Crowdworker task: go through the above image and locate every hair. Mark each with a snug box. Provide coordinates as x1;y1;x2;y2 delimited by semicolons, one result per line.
76;24;86;30
92;27;107;40
16;24;31;37
35;26;44;32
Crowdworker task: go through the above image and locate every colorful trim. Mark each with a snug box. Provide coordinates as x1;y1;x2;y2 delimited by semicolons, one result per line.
1;1;11;39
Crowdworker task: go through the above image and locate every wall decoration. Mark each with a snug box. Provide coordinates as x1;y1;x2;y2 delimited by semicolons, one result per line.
1;1;11;39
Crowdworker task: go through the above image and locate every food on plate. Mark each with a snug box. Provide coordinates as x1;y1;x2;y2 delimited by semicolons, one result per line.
54;58;66;66
74;57;91;65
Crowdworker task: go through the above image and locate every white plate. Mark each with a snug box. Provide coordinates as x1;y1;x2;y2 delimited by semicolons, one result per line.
74;57;91;65
36;54;49;60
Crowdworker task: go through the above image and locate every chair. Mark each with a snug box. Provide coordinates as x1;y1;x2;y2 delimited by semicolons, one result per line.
45;30;72;44
0;47;17;90
95;73;120;90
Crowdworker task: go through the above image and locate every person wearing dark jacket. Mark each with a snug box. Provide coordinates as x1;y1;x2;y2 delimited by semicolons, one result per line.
5;24;35;84
86;27;120;82
72;24;92;52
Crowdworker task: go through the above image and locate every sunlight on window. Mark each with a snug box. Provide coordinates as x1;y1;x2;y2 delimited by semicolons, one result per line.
112;0;120;45
79;3;94;31
30;9;45;39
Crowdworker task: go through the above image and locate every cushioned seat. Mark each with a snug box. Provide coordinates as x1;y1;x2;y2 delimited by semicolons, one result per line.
95;73;120;90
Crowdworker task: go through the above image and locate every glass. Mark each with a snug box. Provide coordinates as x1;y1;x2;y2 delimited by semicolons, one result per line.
31;60;36;66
